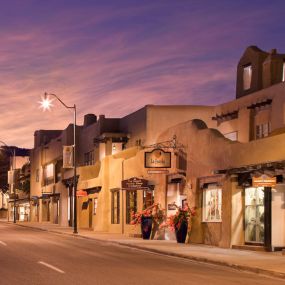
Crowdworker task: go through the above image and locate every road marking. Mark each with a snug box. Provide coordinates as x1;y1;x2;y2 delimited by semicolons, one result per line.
38;261;65;274
0;241;7;246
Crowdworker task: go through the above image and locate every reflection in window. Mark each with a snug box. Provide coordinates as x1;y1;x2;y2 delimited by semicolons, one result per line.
282;62;285;82
243;65;252;90
202;185;222;222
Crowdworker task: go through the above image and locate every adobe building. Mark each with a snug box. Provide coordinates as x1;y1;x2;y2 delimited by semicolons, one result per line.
30;45;285;251
30;106;213;228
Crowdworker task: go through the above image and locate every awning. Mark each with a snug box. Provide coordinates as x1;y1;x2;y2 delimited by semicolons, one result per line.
198;175;225;189
76;190;88;197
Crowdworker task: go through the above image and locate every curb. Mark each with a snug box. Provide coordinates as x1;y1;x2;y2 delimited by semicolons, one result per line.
5;221;285;280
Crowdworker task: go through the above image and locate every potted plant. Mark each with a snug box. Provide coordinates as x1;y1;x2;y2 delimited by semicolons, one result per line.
164;202;196;243
131;203;165;240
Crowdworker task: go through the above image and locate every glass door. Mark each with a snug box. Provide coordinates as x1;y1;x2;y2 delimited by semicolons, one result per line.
245;187;265;244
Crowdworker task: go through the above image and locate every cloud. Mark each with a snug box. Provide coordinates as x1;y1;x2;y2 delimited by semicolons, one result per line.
0;0;285;147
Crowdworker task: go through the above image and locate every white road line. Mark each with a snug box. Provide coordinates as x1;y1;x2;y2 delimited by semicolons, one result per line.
38;261;65;274
0;241;7;246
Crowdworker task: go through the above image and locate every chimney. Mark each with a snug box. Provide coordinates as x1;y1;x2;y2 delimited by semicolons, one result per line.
83;114;97;128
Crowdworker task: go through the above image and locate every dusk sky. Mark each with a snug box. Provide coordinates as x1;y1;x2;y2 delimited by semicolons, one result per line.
1;0;285;148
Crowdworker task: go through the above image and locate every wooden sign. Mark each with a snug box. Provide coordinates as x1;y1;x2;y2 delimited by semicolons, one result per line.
121;177;149;190
252;175;276;187
145;149;171;168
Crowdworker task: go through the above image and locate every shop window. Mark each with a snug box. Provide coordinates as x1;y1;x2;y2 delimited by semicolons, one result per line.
126;190;137;224
143;190;154;208
243;65;252;90
224;131;238;141
111;191;120;224
202;185;222;222
256;122;271;139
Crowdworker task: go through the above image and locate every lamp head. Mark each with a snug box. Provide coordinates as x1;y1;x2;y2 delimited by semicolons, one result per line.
39;92;53;111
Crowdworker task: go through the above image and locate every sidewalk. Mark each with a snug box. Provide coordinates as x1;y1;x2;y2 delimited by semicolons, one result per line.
3;220;285;279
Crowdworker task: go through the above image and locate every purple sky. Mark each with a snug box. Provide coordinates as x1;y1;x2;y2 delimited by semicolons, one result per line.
1;0;285;148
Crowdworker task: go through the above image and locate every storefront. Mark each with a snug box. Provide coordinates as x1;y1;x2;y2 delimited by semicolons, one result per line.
231;169;285;251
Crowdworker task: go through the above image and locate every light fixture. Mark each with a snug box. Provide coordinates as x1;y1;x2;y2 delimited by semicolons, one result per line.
39;93;54;111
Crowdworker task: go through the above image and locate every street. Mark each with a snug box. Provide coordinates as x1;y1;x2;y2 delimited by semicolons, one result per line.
0;223;283;285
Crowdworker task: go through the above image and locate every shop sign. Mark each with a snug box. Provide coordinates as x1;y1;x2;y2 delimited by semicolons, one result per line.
63;146;74;168
121;177;149;190
145;149;171;168
252;175;276;187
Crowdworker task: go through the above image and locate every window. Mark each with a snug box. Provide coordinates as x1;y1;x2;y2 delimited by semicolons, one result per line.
224;131;238;141
256;122;271;139
143;190;154;208
43;163;54;185
126;191;137;224
111;191;120;224
84;151;94;166
243;65;252;90
202;185;222;222
282;62;285;82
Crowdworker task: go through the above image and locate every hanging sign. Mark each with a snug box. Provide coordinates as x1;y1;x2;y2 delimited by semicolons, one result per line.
63;146;73;168
145;149;171;168
252;175;276;187
121;177;149;190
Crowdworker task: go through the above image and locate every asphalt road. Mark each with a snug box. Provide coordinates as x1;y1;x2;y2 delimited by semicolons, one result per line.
0;223;284;285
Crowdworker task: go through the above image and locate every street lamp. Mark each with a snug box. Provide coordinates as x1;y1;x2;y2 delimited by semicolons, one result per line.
39;93;78;234
0;141;16;223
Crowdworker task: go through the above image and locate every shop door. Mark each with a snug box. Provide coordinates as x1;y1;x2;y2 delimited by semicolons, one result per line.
245;187;265;244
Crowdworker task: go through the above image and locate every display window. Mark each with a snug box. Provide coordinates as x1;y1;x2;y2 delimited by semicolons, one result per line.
202;185;222;222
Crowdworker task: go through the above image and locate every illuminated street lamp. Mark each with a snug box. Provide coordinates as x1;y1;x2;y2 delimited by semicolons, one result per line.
0;140;16;223
39;93;78;234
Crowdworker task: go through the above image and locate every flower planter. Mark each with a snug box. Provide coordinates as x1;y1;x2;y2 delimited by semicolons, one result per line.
175;220;188;243
141;216;153;240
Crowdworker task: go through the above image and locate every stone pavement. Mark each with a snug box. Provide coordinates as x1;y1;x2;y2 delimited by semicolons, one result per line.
2;220;285;280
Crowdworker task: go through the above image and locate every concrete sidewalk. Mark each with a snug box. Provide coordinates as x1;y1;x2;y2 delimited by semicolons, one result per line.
3;220;285;280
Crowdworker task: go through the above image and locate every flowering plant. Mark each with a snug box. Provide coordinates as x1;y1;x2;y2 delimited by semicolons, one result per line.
162;202;196;232
131;203;165;226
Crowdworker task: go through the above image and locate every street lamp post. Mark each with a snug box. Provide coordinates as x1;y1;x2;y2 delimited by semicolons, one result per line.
39;93;78;234
0;140;16;223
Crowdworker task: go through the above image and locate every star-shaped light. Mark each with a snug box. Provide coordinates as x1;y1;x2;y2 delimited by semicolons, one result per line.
39;94;54;111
